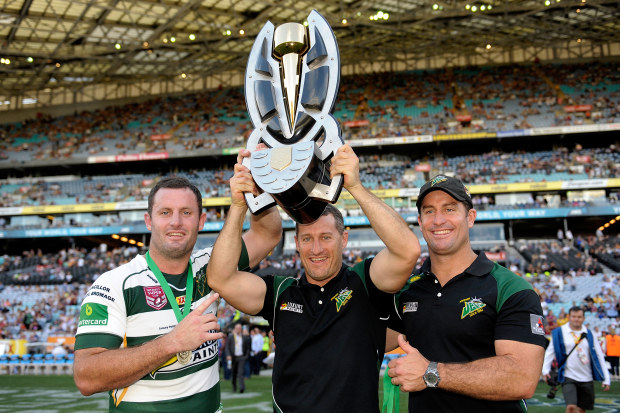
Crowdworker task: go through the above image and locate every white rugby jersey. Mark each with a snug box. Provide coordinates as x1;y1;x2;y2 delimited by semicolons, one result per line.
75;245;249;412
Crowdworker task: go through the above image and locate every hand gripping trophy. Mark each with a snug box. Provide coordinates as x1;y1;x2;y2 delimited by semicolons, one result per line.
243;10;344;224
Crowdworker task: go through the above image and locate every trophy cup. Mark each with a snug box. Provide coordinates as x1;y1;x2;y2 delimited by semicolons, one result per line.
243;10;344;224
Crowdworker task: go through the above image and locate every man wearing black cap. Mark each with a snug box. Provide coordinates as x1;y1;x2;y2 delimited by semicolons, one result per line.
386;174;547;412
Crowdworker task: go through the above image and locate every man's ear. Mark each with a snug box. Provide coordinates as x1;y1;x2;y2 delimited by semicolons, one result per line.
144;212;152;231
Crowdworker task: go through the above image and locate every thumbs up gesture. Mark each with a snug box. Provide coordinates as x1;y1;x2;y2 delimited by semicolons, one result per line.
387;334;431;392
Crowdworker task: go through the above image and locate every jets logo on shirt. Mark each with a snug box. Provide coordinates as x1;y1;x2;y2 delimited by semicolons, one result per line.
403;302;418;313
144;286;168;310
280;302;303;314
460;297;486;319
331;288;353;312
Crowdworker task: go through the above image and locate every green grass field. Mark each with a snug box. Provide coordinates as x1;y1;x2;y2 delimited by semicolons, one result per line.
1;373;619;412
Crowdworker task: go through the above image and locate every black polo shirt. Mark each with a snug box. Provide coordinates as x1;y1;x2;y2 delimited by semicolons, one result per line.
390;253;546;413
256;258;392;413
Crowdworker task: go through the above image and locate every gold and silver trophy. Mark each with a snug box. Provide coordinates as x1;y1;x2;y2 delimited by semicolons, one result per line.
243;10;344;224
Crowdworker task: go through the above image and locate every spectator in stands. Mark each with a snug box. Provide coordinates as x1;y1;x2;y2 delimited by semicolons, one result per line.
386;175;546;412
207;144;420;413
605;326;620;379
73;172;282;412
542;306;610;411
557;308;569;327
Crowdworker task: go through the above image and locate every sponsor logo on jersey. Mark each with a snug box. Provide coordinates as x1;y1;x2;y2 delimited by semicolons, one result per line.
280;302;303;314
176;295;185;306
403;302;418;313
331;288;353;312
151;336;219;378
78;303;108;326
84;285;116;302
530;314;546;335
144;286;168;310
460;297;486;319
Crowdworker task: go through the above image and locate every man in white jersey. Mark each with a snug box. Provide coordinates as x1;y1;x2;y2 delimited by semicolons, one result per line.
73;164;281;412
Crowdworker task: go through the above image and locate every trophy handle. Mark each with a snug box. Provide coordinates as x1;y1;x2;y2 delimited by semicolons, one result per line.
242;156;277;215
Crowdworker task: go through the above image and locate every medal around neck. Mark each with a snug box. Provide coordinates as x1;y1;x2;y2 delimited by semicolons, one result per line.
177;350;192;365
244;9;344;224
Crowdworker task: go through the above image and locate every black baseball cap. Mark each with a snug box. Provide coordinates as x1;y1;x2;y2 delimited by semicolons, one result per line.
416;175;473;211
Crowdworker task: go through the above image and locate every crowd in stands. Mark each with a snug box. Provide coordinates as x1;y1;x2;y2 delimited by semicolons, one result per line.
0;62;618;164
0;143;617;222
0;234;618;349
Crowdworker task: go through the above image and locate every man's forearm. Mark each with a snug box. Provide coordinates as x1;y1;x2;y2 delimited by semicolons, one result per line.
75;335;176;395
348;184;415;254
210;204;247;288
438;355;540;400
245;206;282;267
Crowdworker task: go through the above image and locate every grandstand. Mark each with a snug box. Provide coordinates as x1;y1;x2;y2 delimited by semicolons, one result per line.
0;2;618;378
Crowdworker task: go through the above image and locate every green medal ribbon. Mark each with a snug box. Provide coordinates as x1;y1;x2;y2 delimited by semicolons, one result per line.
145;251;194;322
382;366;400;413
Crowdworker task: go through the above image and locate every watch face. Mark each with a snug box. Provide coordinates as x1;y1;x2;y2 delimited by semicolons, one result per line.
424;372;439;386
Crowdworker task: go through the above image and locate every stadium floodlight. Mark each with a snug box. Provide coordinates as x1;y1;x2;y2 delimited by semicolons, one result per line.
115;43;121;50
27;57;33;63
189;33;196;41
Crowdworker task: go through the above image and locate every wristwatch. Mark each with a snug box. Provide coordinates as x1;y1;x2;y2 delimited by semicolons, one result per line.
423;361;440;388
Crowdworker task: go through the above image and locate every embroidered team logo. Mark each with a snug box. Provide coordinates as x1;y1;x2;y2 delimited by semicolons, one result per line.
460;297;486;319
144;286;167;310
430;176;448;187
530;314;546;335
280;302;303;314
403;302;418;313
408;275;422;284
331;288;353;312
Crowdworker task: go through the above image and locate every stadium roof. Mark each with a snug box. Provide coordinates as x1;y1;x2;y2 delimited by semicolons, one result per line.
1;0;619;100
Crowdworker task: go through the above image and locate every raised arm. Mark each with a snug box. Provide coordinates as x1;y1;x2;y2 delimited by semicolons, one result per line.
206;161;268;315
388;335;544;400
236;148;282;268
330;144;420;293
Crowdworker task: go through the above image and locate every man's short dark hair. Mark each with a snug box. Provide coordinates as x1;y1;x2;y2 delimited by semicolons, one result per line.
295;204;344;235
569;306;585;315
147;176;202;216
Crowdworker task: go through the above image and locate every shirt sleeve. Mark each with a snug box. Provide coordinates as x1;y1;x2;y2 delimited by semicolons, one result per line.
74;272;126;350
541;336;556;376
238;239;250;271
256;275;276;324
495;289;547;347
